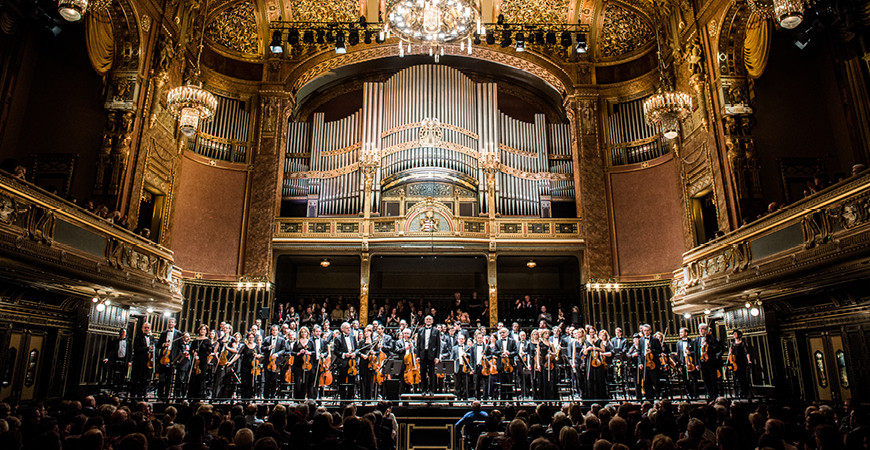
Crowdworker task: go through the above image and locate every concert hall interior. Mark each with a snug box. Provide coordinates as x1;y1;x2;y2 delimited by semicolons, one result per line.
1;0;870;448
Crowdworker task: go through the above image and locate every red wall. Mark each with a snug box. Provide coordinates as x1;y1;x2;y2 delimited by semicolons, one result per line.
609;156;684;276
171;155;247;275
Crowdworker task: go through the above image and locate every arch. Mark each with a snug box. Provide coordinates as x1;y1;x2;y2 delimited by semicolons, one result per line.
717;1;751;77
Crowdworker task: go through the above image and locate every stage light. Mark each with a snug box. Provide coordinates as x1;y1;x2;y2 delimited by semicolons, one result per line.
335;31;346;53
146;307;154;313
92;297;99;303
104;299;111;306
320;259;331;268
163;311;172;317
287;28;300;45
377;30;385;43
560;31;572;47
270;30;283;54
703;309;711;315
515;32;525;52
303;30;314;44
745;301;752;309
486;32;495;45
575;32;587;53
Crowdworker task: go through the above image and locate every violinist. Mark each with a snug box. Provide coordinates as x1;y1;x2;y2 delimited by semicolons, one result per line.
334;322;358;399
629;324;661;400
132;321;155;399
540;328;558;399
358;326;377;400
729;329;752;398
293;326;316;399
189;324;211;399
528;329;549;400
157;318;181;398
451;334;471;400
675;327;698;399
255;334;266;397
695;323;722;401
570;328;587;399
469;331;488;400
488;327;517;399
238;332;262;398
262;325;287;399
213;326;238;399
516;331;531;398
416;315;441;396
172;332;193;398
585;329;612;400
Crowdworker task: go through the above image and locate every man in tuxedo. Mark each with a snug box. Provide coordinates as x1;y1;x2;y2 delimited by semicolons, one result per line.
695;323;722;401
132;322;155;400
334;322;358;399
310;325;329;399
610;327;628;360
675;327;698;399
157;318;181;398
451;335;471;399
172;332;193;398
416;315;441;395
488;327;518;399
630;324;662;400
103;328;131;391
469;332;488;399
570;328;586;399
262;325;286;398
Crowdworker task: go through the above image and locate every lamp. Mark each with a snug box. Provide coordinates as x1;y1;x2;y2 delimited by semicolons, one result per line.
166;0;217;137
575;32;587;53
58;0;88;22
515;32;525;52
643;28;692;140
320;259;331;268
270;30;283;53
335;31;347;53
386;0;480;60
526;260;536;268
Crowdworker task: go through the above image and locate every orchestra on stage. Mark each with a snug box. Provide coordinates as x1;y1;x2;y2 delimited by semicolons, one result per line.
104;314;753;402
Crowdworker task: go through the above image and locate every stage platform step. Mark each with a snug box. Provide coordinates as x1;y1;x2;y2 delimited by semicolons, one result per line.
400;393;456;401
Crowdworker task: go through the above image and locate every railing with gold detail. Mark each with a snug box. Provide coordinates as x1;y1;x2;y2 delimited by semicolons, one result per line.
671;171;870;314
0;171;181;308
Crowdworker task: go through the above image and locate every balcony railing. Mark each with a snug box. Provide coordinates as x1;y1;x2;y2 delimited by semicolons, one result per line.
671;171;870;313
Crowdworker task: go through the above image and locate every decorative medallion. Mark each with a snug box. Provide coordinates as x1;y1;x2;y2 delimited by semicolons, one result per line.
500;0;568;25
292;0;359;23
418;118;443;147
205;1;259;56
598;3;654;58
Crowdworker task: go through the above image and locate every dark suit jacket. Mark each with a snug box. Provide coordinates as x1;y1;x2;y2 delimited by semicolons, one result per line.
675;339;695;365
133;333;155;371
416;326;441;361
333;333;358;368
469;343;488;370
487;339;518;371
158;329;181;364
106;338;131;364
263;335;286;369
694;334;722;369
634;335;663;369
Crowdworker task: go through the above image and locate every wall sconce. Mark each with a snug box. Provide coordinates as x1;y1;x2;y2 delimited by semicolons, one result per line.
320;258;331;268
585;279;620;292
526;260;536;268
236;277;272;291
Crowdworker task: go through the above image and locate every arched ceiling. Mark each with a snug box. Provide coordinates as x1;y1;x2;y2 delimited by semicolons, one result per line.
201;0;657;63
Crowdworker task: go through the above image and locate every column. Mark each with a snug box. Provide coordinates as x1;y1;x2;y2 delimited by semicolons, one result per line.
564;94;614;280
360;252;371;325
488;252;497;328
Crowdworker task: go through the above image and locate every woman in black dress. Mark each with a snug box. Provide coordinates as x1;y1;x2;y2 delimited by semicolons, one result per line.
238;332;261;398
292;326;316;399
585;329;612;400
189;324;212;398
358;326;377;400
529;329;550;400
729;329;752;398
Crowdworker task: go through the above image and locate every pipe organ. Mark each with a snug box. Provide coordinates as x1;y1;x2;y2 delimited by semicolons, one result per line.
607;96;668;166
283;65;576;217
190;94;251;163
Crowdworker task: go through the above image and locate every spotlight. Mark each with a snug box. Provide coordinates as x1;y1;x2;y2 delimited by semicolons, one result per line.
348;30;359;46
96;303;106;312
377;30;385;43
794;26;813;50
335;32;346;53
287;28;300;45
535;32;544;45
364;31;372;44
683;312;692;319
575;32;587;53
104;299;111;306
750;307;760;317
473;33;481;45
57;0;86;22
585;283;591;289
546;32;557;45
526;260;536;268
485;32;495;45
560;31;572;47
303;30;314;44
270;30;283;54
320;259;331;268
500;30;512;48
515;32;525;52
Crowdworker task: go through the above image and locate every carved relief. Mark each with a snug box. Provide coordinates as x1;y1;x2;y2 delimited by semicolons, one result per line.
599;3;655;58
684;241;752;287
500;0;568;25
205;1;259;56
105;237;172;280
801;210;831;249
291;0;359;22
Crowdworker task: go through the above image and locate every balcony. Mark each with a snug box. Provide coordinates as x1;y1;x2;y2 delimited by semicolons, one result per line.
0;172;181;310
671;172;870;314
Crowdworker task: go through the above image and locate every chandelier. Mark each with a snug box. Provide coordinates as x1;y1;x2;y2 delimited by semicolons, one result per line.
166;0;217;137
747;0;806;29
643;28;692;140
386;0;480;61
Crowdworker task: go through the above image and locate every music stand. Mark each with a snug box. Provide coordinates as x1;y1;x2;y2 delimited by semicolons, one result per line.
435;360;455;375
384;359;404;377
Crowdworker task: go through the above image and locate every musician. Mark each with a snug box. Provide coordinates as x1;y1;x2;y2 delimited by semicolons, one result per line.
695;322;722;401
570;328;587;399
131;322;155;399
417;315;441;396
509;323;521;342
103;328;131;391
540;328;558;399
237;332;262;398
375;324;394;354
396;328;419;394
585;330;612;400
262;325;287;398
469;332;488;399
334;322;358;399
610;328;628;360
729;329;752;398
293;326;316;399
173;332;193;397
452;334;471;400
310;325;329;399
359;326;377;400
675;327;698;399
206;329;219;397
255;333;266;397
529;329;550;400
213;327;238;398
157;318;181;398
189;324;211;399
487;327;517;399
630;324;662;400
516;331;531;398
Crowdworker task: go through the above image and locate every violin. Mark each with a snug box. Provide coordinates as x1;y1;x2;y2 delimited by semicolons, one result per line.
403;343;421;385
645;351;656;370
193;354;202;376
160;347;171;366
461;351;474;374
348;355;358;376
701;341;710;362
147;339;154;370
727;348;738;372
373;350;388;384
501;355;514;373
252;356;262;377
591;347;603;368
685;354;696;372
318;352;333;386
218;344;229;366
285;355;294;383
483;356;498;376
659;352;671;369
302;353;313;371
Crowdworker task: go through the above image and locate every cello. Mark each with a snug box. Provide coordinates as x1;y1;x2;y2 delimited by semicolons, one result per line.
403;342;421;385
284;355;295;384
318;342;334;387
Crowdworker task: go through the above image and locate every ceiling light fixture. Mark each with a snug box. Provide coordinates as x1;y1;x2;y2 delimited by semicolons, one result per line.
385;0;480;61
748;0;805;29
320;259;331;268
526;259;536;268
575;32;587;53
643;28;692;140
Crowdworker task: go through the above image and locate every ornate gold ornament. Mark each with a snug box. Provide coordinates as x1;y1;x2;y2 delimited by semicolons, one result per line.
206;1;259;55
598;3;655;58
385;0;480;61
418;117;443;146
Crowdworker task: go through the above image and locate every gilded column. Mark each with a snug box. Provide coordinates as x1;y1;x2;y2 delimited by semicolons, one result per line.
360;252;371;324
242;91;292;278
487;252;497;328
565;94;614;279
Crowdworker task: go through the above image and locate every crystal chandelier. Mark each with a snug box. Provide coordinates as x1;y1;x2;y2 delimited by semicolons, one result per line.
386;0;480;61
643;29;692;140
747;0;806;29
166;0;217;137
